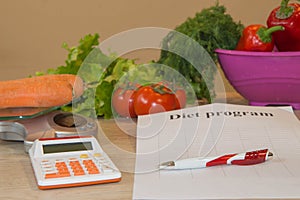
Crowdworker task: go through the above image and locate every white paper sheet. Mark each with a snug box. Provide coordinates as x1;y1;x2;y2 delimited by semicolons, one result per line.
133;103;300;199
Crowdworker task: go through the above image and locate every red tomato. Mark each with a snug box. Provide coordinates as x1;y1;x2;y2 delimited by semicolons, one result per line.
112;88;136;118
133;85;178;115
174;89;187;109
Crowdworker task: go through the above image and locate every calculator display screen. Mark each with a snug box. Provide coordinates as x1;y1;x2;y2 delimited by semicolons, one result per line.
43;142;93;154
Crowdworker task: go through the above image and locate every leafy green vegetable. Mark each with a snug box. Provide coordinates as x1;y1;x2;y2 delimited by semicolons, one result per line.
74;54;140;119
35;33;163;119
34;3;243;119
35;33;131;118
157;2;244;102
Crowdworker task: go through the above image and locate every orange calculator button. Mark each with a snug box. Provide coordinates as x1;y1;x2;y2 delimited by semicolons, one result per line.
58;173;71;178
45;171;71;179
43;161;71;179
70;160;85;176
73;170;85;176
56;163;68;171
55;162;67;167
58;169;70;174
83;159;94;165
82;159;100;175
69;161;80;166
87;169;100;174
45;173;59;179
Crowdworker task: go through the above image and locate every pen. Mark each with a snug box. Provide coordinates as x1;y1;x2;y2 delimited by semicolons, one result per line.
159;149;273;170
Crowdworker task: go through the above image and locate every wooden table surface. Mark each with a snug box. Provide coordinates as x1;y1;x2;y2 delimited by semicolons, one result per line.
1;92;300;200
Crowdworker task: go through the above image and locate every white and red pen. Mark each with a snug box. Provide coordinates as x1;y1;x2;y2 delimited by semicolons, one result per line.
159;149;273;170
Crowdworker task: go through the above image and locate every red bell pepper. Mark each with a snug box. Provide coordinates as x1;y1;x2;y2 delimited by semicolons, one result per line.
267;0;300;51
236;24;284;52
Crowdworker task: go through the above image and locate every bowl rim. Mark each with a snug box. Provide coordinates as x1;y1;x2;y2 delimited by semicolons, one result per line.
215;48;300;57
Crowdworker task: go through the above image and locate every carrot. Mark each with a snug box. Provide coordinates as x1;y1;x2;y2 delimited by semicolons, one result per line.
0;74;84;108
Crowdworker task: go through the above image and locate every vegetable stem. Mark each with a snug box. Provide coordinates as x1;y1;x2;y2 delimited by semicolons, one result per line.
277;0;294;19
257;25;285;43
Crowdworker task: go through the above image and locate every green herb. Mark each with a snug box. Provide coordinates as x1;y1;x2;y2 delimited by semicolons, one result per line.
157;2;244;102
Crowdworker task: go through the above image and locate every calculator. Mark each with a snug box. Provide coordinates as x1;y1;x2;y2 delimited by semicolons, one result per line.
28;136;121;189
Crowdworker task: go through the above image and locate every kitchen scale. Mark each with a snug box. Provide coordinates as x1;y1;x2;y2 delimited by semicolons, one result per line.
0;107;98;152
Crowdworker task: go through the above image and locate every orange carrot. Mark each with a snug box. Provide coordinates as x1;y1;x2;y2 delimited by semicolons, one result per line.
0;74;84;108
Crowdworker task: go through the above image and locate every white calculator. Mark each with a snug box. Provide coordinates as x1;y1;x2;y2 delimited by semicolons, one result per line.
28;136;121;189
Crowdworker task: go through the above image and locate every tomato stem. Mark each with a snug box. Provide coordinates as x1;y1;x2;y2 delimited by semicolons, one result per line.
152;84;174;95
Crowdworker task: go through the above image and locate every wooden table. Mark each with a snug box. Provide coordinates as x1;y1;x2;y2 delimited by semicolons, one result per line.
1;92;300;200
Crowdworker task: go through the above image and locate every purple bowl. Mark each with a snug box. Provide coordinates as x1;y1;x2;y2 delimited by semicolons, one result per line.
215;49;300;109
